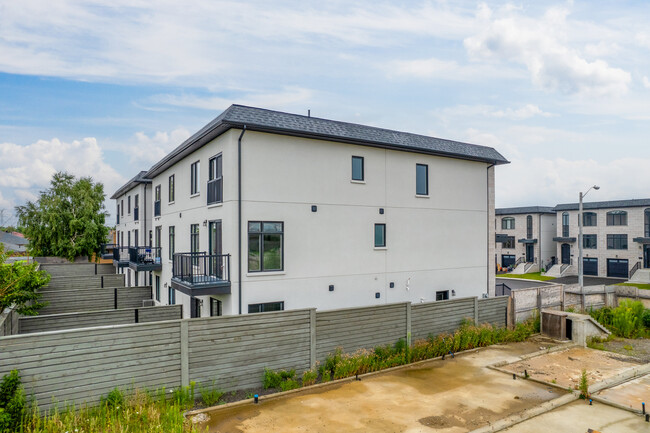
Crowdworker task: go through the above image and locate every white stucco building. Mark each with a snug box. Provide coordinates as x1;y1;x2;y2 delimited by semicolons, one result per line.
113;105;508;318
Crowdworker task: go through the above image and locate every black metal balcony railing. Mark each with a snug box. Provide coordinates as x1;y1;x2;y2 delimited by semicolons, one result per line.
113;246;130;262
207;178;223;205
100;243;117;259
154;200;161;217
134;207;139;221
129;246;162;265
173;252;230;285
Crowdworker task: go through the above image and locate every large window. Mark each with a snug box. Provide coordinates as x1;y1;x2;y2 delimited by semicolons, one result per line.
526;215;533;239
169;174;175;203
351;156;364;181
208;154;223;204
374;223;386;248
607;234;628;250
502;236;515;249
190;161;200;195
190;224;199;254
583;234;597;249
168;226;175;260
501;217;515;230
248;301;284;313
248;222;284;272
583;212;597;227
607;210;627;226
416;164;428;196
562;212;569;237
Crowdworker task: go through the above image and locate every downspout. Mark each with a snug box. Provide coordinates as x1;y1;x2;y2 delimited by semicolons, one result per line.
238;126;247;315
486;163;496;297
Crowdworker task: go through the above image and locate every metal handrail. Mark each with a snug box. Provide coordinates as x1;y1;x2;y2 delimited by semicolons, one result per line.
113;246;130;262
630;261;641;279
495;283;512;297
129;246;162;265
173;252;230;284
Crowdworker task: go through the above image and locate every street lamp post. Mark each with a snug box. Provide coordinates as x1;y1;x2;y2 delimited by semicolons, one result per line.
578;185;600;310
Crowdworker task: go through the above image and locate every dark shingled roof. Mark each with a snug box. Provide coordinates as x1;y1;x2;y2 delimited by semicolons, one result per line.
553;198;650;211
110;171;151;200
146;105;509;178
496;206;555;215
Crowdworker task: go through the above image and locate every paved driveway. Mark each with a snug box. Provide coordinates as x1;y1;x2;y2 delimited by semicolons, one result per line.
496;278;551;290
549;276;626;285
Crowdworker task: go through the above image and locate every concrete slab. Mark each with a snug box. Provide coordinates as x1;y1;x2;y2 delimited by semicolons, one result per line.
595;374;650;412
500;400;645;433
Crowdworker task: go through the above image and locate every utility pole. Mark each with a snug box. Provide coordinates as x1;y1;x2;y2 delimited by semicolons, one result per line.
0;209;5;228
578;185;600;310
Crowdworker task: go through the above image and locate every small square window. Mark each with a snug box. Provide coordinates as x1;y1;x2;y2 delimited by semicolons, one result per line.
374;223;386;248
436;290;449;301
352;156;364;181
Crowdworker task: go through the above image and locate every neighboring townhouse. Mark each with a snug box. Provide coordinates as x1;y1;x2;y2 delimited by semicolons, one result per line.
111;171;156;287
547;199;650;281
494;207;556;274
113;105;508;318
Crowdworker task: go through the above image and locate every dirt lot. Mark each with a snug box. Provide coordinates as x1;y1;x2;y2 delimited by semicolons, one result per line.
501;347;643;390
597;337;650;363
194;341;567;433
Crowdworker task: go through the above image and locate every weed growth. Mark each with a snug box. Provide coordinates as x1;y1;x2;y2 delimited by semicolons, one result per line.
198;380;224;407
0;370;25;433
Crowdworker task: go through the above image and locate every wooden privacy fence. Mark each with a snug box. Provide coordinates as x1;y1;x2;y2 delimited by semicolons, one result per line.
18;305;183;334
42;274;125;291
38;286;153;315
39;263;116;278
0;296;508;410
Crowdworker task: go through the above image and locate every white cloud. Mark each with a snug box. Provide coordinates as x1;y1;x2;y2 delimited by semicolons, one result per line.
464;5;631;97
491;104;553;119
0;137;126;208
440;104;553;120
496;157;650;207
390;58;463;78
130;128;191;166
643;76;650;89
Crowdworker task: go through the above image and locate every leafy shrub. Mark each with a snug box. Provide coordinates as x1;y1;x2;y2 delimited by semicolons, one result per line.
171;381;195;408
198;380;224;407
263;368;296;390
301;369;318;387
643;309;650;329
578;369;589;399
279;379;300;392
100;387;125;409
0;370;25;433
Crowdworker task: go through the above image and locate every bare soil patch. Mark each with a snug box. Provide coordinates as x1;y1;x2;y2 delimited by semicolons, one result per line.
597;337;650;363
502;347;643;390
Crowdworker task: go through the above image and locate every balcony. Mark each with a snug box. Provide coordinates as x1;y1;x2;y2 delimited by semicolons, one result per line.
154;200;161;217
553;236;576;242
134;207;139;222
112;246;130;268
128;246;162;272
171;252;231;296
100;243;117;259
207;178;223;205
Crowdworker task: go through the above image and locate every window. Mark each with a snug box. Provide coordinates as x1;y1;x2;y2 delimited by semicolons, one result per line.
374;223;386;248
127;231;131;247
502;236;515;249
436;290;449;301
192;298;202;318
562;212;569;237
127;195;131;214
155;276;160;302
208;154;223;204
190;224;200;254
526;215;533;239
155;225;162;251
248;222;284;272
116;204;120;224
168;226;175;260
168;287;175;305
210;298;222;317
134;229;139;247
501;217;515;230
134;194;139;221
190;161;200;195
583;212;597;227
121;199;124;216
607;234;627;250
607;210;627;226
416;164;428;195
351;156;364;181
121;231;124;246
645;209;650;237
583;234;597;249
169;175;175;203
154;185;161;217
248;301;284;313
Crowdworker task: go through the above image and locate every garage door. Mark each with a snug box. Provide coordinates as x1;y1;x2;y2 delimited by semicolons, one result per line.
583;258;598;276
607;259;628;278
501;255;516;267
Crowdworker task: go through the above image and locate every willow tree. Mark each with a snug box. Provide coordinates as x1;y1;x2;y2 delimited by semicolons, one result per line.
15;172;109;261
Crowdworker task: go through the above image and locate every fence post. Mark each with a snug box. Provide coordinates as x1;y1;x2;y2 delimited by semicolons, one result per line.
180;320;189;387
406;302;412;346
473;297;479;325
309;308;316;367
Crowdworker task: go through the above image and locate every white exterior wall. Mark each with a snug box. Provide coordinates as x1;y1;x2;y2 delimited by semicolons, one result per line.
555;206;648;277
114;182;152;287
539;214;556;267
150;129;493;317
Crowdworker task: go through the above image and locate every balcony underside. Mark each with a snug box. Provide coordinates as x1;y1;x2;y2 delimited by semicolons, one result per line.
113;260;129;268
553;237;576;242
101;253;114;259
633;237;650;244
171;276;231;296
517;238;538;244
128;262;162;272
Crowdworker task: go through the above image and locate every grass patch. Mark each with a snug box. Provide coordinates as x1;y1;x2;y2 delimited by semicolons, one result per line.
617;283;650;290
498;272;555;281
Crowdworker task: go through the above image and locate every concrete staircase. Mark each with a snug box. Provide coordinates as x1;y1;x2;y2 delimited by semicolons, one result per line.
543;263;576;278
629;268;650;283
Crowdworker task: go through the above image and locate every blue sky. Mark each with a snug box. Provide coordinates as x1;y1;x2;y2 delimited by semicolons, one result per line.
1;0;649;226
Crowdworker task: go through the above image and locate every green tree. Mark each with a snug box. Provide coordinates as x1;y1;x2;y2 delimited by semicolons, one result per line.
0;245;50;315
15;172;109;261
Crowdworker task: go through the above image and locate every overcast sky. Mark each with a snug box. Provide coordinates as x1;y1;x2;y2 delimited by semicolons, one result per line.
1;0;649;226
